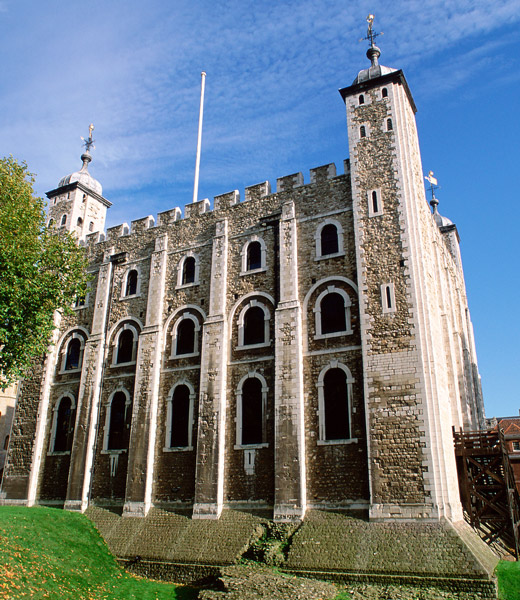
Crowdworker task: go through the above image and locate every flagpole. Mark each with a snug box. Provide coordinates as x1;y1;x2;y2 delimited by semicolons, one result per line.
193;71;206;204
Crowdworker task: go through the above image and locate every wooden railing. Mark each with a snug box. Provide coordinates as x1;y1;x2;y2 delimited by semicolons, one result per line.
453;427;520;559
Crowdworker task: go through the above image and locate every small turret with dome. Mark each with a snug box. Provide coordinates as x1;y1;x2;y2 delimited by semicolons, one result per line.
46;125;111;242
352;15;397;85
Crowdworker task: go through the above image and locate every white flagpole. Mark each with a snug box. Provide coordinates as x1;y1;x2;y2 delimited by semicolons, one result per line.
193;71;206;204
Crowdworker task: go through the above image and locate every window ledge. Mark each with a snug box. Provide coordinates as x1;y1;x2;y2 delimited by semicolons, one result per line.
169;352;199;360
101;449;127;455
47;451;71;456
72;305;87;311
120;293;141;300
315;330;353;340
163;446;194;453
59;367;82;375
111;361;137;368
236;342;271;351
234;443;268;450
176;282;199;290
315;252;345;262
317;438;358;446
240;267;267;276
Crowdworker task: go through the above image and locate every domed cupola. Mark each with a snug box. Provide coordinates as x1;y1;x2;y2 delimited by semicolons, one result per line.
352;15;397;85
46;124;111;241
58;151;103;197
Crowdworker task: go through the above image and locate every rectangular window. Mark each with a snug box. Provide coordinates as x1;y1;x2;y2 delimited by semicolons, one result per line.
513;441;520;452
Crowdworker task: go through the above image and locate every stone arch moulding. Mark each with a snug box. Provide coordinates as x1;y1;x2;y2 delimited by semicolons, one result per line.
121;264;142;299
108;319;142;366
56;327;90;373
234;371;269;450
170;312;201;358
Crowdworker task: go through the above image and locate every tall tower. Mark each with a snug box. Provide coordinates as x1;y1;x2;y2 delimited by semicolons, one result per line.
340;16;484;522
46;125;111;240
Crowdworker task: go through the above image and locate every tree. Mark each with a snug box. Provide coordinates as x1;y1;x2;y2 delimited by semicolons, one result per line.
0;156;89;385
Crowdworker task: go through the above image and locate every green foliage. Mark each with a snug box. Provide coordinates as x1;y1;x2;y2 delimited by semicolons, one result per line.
0;506;197;599
0;156;89;386
497;559;520;600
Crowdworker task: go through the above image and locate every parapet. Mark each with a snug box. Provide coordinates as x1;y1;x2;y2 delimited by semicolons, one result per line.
91;161;349;244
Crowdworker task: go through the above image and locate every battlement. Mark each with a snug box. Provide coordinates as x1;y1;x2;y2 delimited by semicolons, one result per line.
86;161;345;245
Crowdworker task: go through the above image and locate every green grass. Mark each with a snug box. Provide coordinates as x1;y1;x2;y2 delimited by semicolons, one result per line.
0;506;198;599
497;560;520;600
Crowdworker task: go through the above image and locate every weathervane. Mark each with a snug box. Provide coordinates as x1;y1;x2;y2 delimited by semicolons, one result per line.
360;14;383;47
425;171;440;209
81;123;95;153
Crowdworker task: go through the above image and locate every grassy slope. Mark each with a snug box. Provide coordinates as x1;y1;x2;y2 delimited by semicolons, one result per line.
0;506;197;600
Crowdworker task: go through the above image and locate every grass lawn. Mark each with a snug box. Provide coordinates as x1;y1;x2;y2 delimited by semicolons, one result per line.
497;560;520;600
0;506;197;599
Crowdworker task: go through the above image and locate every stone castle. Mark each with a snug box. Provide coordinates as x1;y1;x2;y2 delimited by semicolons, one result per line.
1;29;485;527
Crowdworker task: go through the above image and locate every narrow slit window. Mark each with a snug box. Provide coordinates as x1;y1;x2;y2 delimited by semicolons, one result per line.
61;214;67;226
360;125;366;138
387;118;393;131
381;283;396;314
372;191;379;213
359;94;365;105
382;87;388;98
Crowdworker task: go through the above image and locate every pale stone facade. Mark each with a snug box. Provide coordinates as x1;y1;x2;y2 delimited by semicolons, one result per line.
0;44;485;524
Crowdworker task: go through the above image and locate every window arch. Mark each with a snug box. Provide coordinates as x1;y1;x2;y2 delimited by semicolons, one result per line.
386;118;393;131
123;268;139;297
89;221;94;232
177;253;200;287
382;87;388;98
171;313;200;357
358;94;365;105
77;217;83;227
360;125;367;138
60;214;67;226
236;373;268;448
317;363;354;444
165;382;195;450
113;323;139;365
314;286;353;338
103;390;132;452
60;331;86;372
49;394;76;453
241;236;267;274
48;218;54;228
315;220;344;259
237;300;271;348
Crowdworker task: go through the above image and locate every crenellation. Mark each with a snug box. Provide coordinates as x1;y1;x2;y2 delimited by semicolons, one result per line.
157;207;182;226
106;223;130;240
184;198;211;218
244;181;271;202
276;172;304;193
130;215;155;234
309;163;337;184
214;190;240;211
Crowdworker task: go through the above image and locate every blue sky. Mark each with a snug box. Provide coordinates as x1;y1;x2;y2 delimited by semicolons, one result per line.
0;0;518;418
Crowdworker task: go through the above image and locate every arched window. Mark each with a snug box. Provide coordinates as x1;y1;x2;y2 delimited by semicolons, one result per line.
241;237;267;274
247;241;262;271
168;384;191;448
321;293;346;334
236;374;268;448
106;391;131;451
125;269;138;296
386;118;393;131
116;329;135;364
52;396;75;452
358;94;365;105
317;365;353;443
48;218;54;228
314;286;353;338
320;224;339;256
360;125;366;138
241;378;263;445
244;306;265;345
176;318;195;355
368;189;383;217
382;87;388;98
89;221;94;232
182;256;196;284
60;214;67;226
65;338;82;370
77;217;83;227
